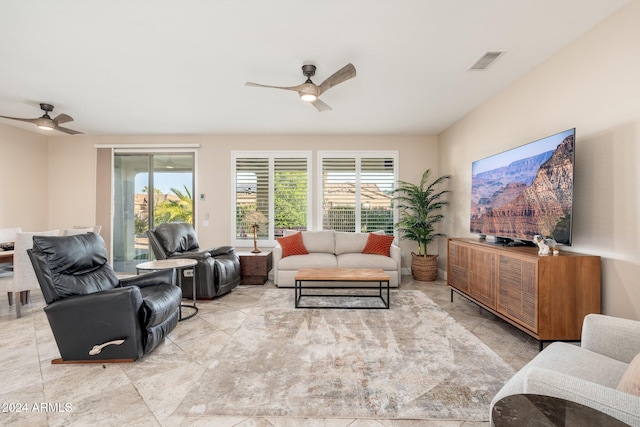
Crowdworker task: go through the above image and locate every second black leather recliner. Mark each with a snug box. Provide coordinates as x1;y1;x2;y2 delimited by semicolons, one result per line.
147;222;241;299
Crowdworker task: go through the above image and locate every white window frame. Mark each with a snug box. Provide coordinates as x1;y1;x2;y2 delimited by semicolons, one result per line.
317;151;398;234
231;151;312;247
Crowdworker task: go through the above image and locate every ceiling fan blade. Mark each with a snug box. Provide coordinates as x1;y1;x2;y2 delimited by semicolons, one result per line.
54;125;83;135
310;98;332;112
53;113;74;125
0;115;39;124
318;63;356;96
245;82;304;92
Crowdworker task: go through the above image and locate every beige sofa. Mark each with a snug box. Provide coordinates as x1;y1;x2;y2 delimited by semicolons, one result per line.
272;230;401;287
490;314;640;426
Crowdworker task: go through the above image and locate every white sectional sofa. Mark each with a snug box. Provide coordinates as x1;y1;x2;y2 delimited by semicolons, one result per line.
272;230;401;287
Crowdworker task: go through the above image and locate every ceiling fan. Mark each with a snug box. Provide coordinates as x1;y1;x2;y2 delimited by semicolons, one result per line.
246;63;356;112
0;103;83;135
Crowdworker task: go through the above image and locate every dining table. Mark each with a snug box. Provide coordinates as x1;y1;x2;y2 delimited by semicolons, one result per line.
0;250;14;264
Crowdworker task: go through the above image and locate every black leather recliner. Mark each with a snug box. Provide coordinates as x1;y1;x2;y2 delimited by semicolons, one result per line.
28;233;181;363
147;222;241;299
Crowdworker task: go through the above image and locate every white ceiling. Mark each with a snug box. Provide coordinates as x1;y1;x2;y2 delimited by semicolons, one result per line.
0;0;630;136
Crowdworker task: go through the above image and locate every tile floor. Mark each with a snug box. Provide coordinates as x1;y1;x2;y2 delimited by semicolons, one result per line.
0;277;539;426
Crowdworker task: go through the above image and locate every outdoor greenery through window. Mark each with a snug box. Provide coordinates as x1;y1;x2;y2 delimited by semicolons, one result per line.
234;153;310;245
113;152;195;272
320;152;396;234
232;151;397;245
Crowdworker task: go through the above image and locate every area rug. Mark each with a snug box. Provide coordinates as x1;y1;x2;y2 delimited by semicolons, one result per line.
177;290;515;420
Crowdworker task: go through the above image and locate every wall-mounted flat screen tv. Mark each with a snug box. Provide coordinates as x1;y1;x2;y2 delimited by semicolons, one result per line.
470;128;575;245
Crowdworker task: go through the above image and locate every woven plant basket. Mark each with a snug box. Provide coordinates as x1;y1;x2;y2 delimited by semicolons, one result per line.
411;252;439;282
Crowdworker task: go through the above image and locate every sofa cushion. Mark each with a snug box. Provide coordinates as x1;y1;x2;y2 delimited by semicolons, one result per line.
301;231;335;253
278;253;338;270
335;232;368;255
334;231;385;255
277;232;309;258
337;253;398;270
618;353;640;396
362;233;395;256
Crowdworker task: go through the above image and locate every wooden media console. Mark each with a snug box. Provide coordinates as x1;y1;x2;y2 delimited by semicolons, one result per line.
447;238;601;349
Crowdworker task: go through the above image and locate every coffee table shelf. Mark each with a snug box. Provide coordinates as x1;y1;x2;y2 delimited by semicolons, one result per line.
294;268;390;309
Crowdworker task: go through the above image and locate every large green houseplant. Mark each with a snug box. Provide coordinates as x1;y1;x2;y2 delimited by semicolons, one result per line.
394;169;451;281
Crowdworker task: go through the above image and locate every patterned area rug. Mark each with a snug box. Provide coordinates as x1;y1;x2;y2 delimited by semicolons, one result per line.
177;290;514;420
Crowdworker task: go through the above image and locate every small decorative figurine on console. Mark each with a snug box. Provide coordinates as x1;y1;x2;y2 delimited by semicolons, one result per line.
533;235;559;255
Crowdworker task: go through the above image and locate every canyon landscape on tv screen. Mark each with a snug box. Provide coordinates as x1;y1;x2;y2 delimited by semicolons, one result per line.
470;129;575;245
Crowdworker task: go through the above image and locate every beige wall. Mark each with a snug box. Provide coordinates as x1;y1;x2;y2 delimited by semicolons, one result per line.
41;134;437;270
0;123;49;231
438;1;640;319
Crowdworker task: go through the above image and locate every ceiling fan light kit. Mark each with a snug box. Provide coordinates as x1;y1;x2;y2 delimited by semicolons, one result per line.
299;82;318;102
246;63;356;112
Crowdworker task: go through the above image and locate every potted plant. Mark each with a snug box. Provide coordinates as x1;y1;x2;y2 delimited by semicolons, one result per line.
393;169;451;281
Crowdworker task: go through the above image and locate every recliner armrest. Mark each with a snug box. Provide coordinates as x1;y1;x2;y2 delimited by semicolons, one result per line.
167;250;211;260
581;314;640;363
120;269;174;288
523;366;640;426
46;286;144;313
205;246;235;257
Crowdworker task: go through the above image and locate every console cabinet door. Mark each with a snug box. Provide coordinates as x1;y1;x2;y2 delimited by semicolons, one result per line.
468;248;497;309
448;241;496;310
497;255;538;332
448;243;470;295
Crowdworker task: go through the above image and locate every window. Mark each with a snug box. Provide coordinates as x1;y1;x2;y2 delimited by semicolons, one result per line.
233;152;311;246
319;152;397;234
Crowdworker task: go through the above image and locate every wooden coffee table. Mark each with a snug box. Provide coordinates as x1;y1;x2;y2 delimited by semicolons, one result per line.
294;268;390;309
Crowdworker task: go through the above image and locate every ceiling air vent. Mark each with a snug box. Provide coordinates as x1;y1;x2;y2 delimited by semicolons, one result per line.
469;51;506;71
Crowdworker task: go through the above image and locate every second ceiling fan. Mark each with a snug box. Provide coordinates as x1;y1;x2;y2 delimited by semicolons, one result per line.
246;63;356;112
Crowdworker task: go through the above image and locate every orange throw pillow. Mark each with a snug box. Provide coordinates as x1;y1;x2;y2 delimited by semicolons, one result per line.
277;232;309;258
362;233;394;256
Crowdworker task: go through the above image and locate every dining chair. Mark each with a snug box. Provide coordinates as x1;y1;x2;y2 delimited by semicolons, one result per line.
72;225;102;234
0;227;21;304
0;230;59;317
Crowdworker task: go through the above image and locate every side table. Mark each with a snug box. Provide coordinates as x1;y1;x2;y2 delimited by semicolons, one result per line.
136;258;198;320
237;251;272;285
492;393;628;426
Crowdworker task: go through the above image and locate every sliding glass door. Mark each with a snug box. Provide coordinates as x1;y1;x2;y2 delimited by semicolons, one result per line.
113;153;194;272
